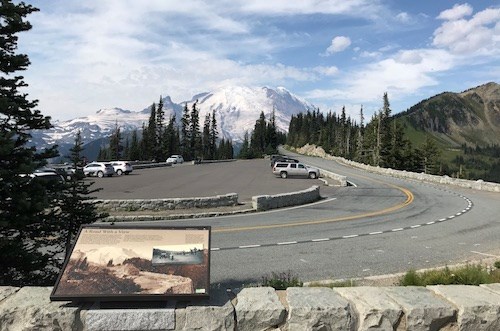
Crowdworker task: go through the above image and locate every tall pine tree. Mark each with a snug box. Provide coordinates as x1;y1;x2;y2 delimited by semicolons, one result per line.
0;1;60;285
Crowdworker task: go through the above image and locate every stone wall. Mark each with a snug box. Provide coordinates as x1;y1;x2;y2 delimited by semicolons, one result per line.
93;193;239;212
294;144;500;193
319;169;348;187
252;185;321;211
2;284;500;330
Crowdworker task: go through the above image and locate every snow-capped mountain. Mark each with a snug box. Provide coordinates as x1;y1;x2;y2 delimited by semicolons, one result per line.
31;86;314;159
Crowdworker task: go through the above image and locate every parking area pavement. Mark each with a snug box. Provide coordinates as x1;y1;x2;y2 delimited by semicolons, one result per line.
89;159;336;205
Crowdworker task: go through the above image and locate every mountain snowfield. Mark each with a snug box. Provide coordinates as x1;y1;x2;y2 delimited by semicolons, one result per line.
30;86;314;157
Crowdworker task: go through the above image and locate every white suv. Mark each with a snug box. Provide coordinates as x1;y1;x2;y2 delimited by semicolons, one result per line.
83;162;114;177
166;155;184;164
272;162;320;179
111;161;133;175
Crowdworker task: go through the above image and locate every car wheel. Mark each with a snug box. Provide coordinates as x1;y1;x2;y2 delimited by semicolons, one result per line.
97;171;104;178
116;169;123;176
280;171;288;179
309;172;317;179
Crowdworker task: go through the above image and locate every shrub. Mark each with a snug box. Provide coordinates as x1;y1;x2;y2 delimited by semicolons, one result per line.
261;271;303;290
400;264;497;286
494;261;500;269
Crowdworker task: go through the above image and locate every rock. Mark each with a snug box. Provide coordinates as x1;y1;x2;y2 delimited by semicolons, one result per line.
481;283;500;296
235;287;286;331
176;289;234;331
286;287;354;331
84;306;174;331
0;287;19;302
334;286;403;331
428;285;500;331
0;287;81;331
384;286;457;331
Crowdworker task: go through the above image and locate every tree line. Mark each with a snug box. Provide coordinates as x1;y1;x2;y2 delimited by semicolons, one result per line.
1;1;105;286
238;110;286;159
286;93;442;174
98;100;233;162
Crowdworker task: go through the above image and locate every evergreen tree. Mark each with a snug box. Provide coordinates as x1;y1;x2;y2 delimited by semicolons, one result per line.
0;1;60;285
238;131;252;159
155;96;165;161
129;129;140;161
56;131;106;258
189;101;202;160
109;121;122;160
145;103;157;160
250;111;267;156
202;113;211;159
164;114;178;157
180;103;191;159
210;110;218;159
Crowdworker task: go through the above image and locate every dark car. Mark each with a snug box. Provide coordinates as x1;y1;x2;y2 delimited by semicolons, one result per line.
270;155;299;167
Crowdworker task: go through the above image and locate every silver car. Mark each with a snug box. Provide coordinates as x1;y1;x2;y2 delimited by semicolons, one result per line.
272;162;320;179
83;162;114;177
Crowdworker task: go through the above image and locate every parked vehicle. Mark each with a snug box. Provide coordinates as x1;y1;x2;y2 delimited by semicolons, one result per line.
272;162;320;179
166;155;184;164
29;171;66;184
83;162;114;177
270;155;299;167
111;161;133;175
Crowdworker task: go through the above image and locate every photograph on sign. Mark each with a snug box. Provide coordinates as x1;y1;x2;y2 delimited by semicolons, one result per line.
50;225;210;301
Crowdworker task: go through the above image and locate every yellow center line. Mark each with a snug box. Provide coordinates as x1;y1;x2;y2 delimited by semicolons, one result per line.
213;171;414;233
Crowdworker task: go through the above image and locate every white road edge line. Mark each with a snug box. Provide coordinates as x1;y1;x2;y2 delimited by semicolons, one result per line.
239;244;261;249
342;234;359;238
312;238;329;242
392;228;403;232
369;231;383;235
410;225;421;228
211;248;220;251
471;251;500;258
426;221;435;225
277;241;298;245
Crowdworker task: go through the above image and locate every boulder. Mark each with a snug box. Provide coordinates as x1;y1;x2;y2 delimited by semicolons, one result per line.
235;287;286;331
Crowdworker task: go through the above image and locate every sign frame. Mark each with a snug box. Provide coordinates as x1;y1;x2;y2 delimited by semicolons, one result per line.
50;224;211;302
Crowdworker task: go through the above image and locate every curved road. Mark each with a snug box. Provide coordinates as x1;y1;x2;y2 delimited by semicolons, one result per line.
118;155;500;288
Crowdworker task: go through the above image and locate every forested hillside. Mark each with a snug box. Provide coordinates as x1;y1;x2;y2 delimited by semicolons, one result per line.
287;83;500;183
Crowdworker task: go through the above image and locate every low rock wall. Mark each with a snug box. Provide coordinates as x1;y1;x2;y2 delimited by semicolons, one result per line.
320;169;348;186
294;144;500;193
93;193;239;212
2;284;500;330
252;185;320;211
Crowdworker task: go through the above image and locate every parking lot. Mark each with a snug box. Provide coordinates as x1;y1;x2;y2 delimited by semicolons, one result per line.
89;159;331;204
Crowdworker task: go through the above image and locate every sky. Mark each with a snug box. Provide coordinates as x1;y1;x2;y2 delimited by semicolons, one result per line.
15;0;500;121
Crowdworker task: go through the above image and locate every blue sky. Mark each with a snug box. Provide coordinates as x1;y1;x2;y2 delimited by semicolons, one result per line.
16;0;500;121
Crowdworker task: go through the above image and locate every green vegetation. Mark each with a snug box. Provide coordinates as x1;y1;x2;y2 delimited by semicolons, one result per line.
399;264;500;286
287;94;440;174
0;1;104;286
98;99;234;162
238;110;286;159
261;271;303;290
308;279;357;288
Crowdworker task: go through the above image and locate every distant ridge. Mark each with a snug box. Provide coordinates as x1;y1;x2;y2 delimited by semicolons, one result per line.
396;82;500;147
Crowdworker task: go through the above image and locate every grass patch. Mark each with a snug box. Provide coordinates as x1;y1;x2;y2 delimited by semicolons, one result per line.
261;271;303;290
400;264;500;286
308;279;357;288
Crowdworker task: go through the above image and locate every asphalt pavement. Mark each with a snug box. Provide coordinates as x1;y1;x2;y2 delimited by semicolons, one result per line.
89;159;337;207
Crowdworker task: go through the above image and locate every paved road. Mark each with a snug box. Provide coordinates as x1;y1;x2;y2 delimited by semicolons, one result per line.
94;155;500;288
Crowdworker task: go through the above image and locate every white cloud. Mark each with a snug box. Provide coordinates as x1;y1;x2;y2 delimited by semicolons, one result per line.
395;12;410;23
306;49;456;113
313;66;340;76
437;3;473;21
324;36;351;55
433;7;500;55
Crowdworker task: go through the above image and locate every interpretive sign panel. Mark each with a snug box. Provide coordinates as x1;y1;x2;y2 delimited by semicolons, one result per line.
50;225;211;302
